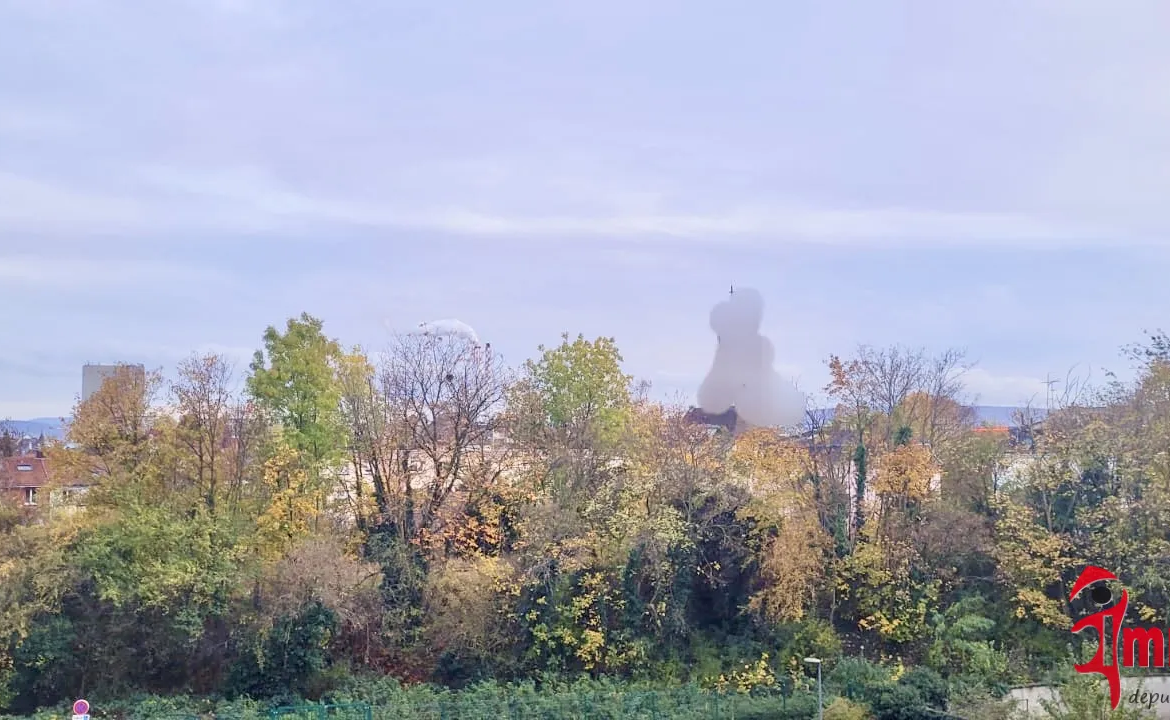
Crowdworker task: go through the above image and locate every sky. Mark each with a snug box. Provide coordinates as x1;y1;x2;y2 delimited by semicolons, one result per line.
3;0;1170;419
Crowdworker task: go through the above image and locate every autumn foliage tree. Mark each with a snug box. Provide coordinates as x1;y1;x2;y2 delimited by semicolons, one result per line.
171;352;235;512
2;314;1166;716
731;429;830;624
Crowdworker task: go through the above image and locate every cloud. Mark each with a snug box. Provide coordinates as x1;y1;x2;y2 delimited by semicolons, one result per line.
0;251;227;292
402;205;1105;246
0;162;1104;249
961;367;1052;408
135;163;1105;245
3;0;1170;255
0;172;147;233
0;103;75;138
3;0;1168;422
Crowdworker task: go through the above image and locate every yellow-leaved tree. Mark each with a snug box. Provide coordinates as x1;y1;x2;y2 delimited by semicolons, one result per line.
731;428;831;623
255;437;324;559
872;441;938;520
991;496;1077;629
837;518;940;645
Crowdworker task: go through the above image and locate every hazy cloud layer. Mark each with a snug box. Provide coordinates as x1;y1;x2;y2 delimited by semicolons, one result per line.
2;1;1169;416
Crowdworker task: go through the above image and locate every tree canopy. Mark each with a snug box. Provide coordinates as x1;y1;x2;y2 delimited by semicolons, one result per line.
0;320;1160;719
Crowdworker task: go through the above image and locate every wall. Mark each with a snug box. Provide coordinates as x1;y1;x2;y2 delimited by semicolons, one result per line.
1007;676;1170;718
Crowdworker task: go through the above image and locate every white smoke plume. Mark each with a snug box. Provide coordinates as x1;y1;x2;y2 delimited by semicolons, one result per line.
415;318;482;346
696;287;806;429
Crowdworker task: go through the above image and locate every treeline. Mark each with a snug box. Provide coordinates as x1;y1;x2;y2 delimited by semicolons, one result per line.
1;314;1167;718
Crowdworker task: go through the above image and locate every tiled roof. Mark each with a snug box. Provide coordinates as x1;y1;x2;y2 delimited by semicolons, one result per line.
684;406;739;432
0;455;51;489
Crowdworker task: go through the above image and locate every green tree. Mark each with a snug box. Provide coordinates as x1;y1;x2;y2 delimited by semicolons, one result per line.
517;333;633;451
852;442;868;533
247;313;345;473
0;422;17;457
226;600;338;701
924;595;1009;690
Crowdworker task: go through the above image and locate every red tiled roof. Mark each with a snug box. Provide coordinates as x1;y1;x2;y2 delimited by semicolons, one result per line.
0;455;51;489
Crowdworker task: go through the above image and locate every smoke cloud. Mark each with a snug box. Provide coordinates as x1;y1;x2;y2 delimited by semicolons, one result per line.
696;287;807;429
414;318;482;346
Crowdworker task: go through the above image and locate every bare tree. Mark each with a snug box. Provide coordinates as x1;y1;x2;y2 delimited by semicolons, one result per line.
171;353;235;512
378;334;511;537
801;404;854;519
917;348;976;448
1011;399;1045;453
832;344;975;449
856;345;926;423
337;349;405;533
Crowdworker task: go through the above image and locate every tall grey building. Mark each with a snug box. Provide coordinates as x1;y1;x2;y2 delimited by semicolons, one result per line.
81;364;146;403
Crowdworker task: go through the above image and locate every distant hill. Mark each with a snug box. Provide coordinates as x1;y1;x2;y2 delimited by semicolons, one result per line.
2;417;66;439
968;405;1047;426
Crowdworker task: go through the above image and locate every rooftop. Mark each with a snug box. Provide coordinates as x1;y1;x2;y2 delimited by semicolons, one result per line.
0;455;51;490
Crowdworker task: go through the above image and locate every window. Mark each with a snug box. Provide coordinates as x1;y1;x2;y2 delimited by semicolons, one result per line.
23;487;37;506
15;464;32;471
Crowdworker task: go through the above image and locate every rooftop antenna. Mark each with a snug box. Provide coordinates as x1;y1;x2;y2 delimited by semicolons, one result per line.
729;283;735;297
1044;373;1060;411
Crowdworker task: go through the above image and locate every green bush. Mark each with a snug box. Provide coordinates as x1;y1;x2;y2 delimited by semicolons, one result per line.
0;680;826;720
897;667;948;709
824;697;872;720
828;657;892;701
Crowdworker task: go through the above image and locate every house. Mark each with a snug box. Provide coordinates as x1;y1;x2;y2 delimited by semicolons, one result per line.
684;406;742;434
973;424;1010;439
0;453;91;518
0;453;51;512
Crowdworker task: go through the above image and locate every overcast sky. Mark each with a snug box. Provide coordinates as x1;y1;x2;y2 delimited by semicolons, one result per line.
3;0;1169;419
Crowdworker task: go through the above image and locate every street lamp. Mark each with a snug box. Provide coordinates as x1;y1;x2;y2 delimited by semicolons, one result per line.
804;657;823;720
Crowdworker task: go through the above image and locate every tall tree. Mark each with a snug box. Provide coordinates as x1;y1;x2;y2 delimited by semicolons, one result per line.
732;428;829;623
854;344;926;445
171;352;235;512
506;333;635;518
380;332;510;538
519;333;633;452
336;349;384;531
0;422;17;457
247;313;345;474
64;364;165;487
